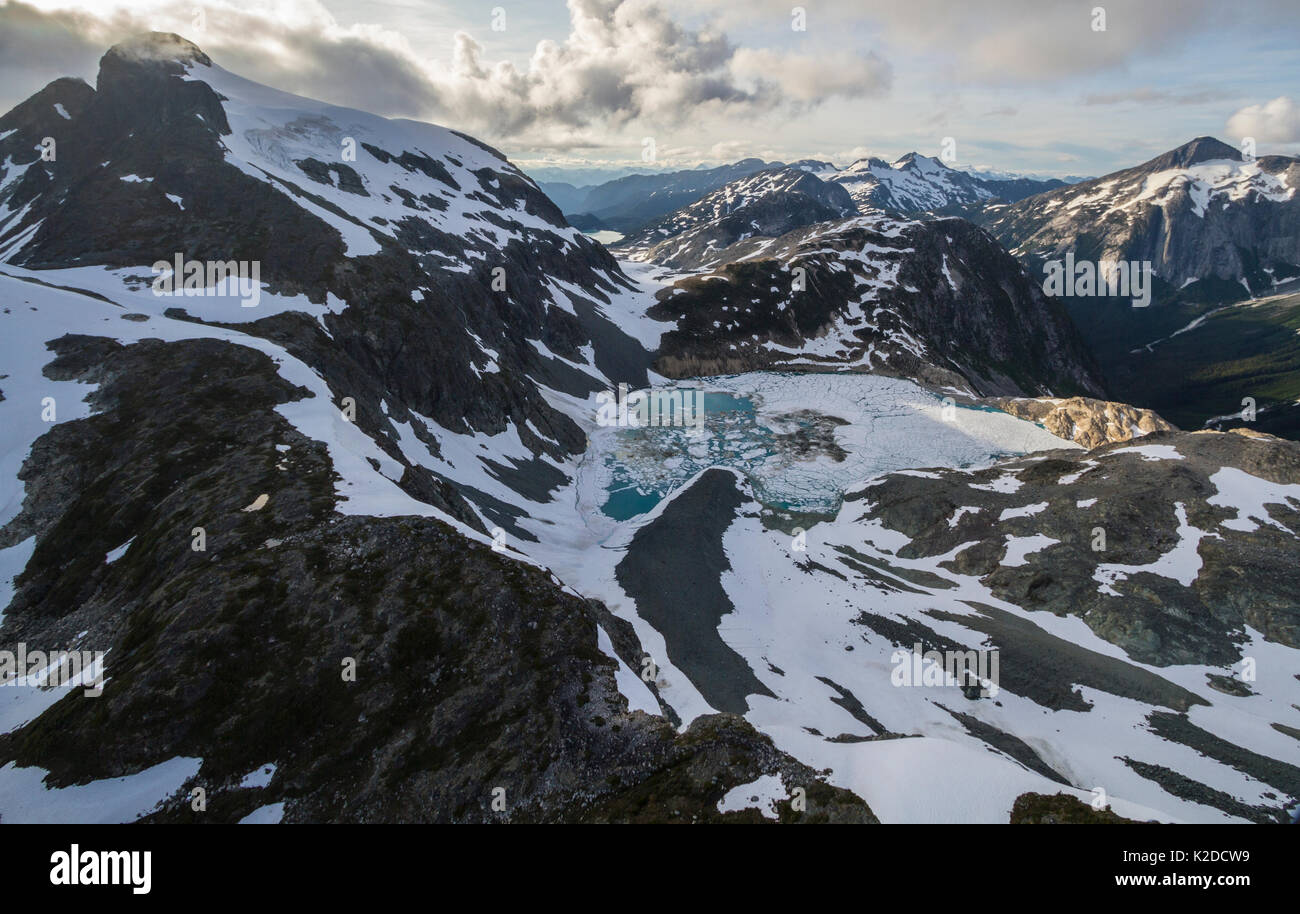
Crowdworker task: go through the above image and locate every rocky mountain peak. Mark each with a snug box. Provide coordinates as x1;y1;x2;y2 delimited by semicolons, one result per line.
983;134;1298;304
893;151;947;172
101;31;213;73
1144;135;1242;171
841;156;891;173
90;32;230;139
614;165;857;267
788;158;838;174
0;76;93;137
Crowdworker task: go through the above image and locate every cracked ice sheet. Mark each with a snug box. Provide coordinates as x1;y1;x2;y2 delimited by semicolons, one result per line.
578;372;1077;520
512;376;1090;735
426;367;1298;824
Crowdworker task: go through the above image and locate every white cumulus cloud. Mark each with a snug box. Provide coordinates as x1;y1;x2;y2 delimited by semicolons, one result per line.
1226;97;1300;145
0;0;893;147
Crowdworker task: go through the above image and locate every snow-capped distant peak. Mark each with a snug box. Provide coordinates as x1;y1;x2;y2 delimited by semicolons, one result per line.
892;152;948;174
824;151;1062;215
983;136;1300;295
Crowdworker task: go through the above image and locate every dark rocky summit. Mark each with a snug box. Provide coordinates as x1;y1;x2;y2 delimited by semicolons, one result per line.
641;210;1106;397
0;32;654;522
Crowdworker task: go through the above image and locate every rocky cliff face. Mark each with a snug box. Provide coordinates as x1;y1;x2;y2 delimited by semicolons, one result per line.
642;210;1106;398
988;396;1176;448
982;137;1300;302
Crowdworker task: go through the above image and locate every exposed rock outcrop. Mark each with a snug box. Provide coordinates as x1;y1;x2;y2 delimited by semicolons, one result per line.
989;396;1176;448
848;430;1300;668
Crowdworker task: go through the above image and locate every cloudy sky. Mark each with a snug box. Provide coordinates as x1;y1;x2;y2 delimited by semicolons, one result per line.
2;0;1298;182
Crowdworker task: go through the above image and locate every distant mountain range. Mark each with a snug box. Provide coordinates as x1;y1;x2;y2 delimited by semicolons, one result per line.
603;164;1104;397
540;158;778;233
540;156;1068;234
827;153;1067;213
591;136;1300;437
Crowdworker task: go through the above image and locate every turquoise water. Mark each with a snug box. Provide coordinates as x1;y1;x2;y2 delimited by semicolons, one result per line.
596;382;1036;522
601;484;668;520
600;392;810;520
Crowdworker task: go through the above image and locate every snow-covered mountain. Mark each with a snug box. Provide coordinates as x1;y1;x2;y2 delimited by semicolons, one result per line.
984;137;1300;300
615;166;857;268
1;34;1297;826
644;211;1108;397
829;153;1065;214
539;154;1062;233
0;31;655;472
602;421;1300;823
0;33;883;823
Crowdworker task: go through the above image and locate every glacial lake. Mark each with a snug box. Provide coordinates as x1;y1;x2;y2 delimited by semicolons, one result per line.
588;373;1076;522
